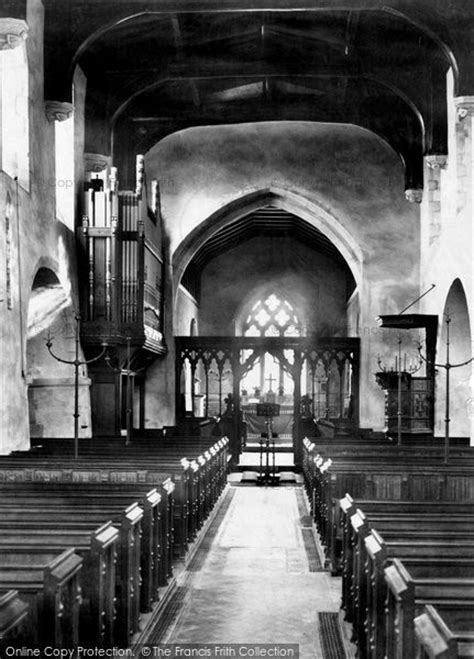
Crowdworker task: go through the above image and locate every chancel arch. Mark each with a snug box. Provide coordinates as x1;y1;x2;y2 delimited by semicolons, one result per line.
171;187;363;305
174;196;360;459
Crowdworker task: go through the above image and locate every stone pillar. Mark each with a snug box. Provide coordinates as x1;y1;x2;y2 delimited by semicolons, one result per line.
424;155;448;248
454;97;474;444
454;97;474;220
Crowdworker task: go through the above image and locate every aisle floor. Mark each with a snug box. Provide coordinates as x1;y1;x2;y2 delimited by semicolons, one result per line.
161;486;349;658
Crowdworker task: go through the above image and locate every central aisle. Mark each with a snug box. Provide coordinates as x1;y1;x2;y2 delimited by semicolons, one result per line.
159;486;348;658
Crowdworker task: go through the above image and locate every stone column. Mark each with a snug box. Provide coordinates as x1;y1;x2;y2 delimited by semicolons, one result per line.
454;97;474;444
424;155;448;248
454;97;474;222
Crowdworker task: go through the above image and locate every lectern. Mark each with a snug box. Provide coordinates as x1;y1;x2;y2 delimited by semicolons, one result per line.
256;403;280;485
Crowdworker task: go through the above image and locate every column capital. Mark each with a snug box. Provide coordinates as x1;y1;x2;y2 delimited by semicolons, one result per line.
0;18;28;50
84;153;110;173
405;189;423;204
425;155;448;170
454;96;474;122
45;101;74;123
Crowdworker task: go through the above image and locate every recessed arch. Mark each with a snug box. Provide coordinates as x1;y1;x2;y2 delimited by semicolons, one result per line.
435;278;472;439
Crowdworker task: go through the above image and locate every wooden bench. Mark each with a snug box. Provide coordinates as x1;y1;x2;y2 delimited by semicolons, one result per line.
0;485;163;614
0;523;118;647
414;604;474;658
0;436;229;646
1;436;229;554
0;590;30;648
338;498;474;604
0;479;175;591
339;505;474;658
309;459;474;558
0;548;82;648
0;456;191;553
385;559;474;659
364;534;474;659
333;495;474;575
0;502;143;644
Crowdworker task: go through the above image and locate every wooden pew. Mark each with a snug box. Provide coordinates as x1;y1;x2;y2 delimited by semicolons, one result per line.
0;479;175;590
0;486;162;613
0;548;82;648
0;436;229;554
0;503;143;644
308;458;474;562
0;436;228;628
334;495;474;576
0;523;118;647
385;559;474;659
0;590;30;648
364;534;474;659
338;504;474;658
358;531;474;658
0;455;190;554
414;604;474;658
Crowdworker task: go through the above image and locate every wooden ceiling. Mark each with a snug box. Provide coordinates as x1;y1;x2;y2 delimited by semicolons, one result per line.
181;206;356;300
5;0;473;188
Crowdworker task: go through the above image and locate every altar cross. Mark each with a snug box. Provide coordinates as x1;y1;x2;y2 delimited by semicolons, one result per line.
266;373;276;391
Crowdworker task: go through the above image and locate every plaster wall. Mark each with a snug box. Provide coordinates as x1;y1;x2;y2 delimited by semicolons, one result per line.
419;74;474;440
176;286;199;336
199;236;349;336
0;0;88;451
146;121;420;430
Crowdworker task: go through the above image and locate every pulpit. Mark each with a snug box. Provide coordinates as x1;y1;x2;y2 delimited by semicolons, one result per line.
375;371;433;438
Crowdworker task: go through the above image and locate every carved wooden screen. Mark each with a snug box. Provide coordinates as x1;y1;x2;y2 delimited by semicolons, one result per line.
176;337;360;457
176;341;234;419
302;342;359;425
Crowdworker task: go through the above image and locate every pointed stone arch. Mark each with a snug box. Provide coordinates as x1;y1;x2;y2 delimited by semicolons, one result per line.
435;278;473;440
172;187;363;323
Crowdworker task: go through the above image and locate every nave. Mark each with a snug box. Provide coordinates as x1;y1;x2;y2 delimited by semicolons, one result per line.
0;429;473;658
151;486;348;659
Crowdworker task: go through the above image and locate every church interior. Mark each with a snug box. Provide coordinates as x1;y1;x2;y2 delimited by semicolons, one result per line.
0;0;473;656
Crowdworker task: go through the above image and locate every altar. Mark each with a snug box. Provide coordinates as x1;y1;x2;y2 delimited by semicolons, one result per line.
242;402;294;439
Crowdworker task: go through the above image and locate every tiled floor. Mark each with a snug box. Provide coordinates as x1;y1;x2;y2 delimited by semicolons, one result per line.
163;486;348;658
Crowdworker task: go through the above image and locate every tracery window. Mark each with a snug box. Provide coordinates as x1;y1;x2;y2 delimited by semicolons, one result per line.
241;294;303;402
243;294;302;338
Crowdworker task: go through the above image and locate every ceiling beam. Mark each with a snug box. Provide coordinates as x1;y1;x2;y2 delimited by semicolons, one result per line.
171;13;201;107
343;10;360;57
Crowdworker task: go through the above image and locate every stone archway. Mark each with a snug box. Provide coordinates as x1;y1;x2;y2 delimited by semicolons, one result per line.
26;268;92;439
172;188;363;307
435;279;472;440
